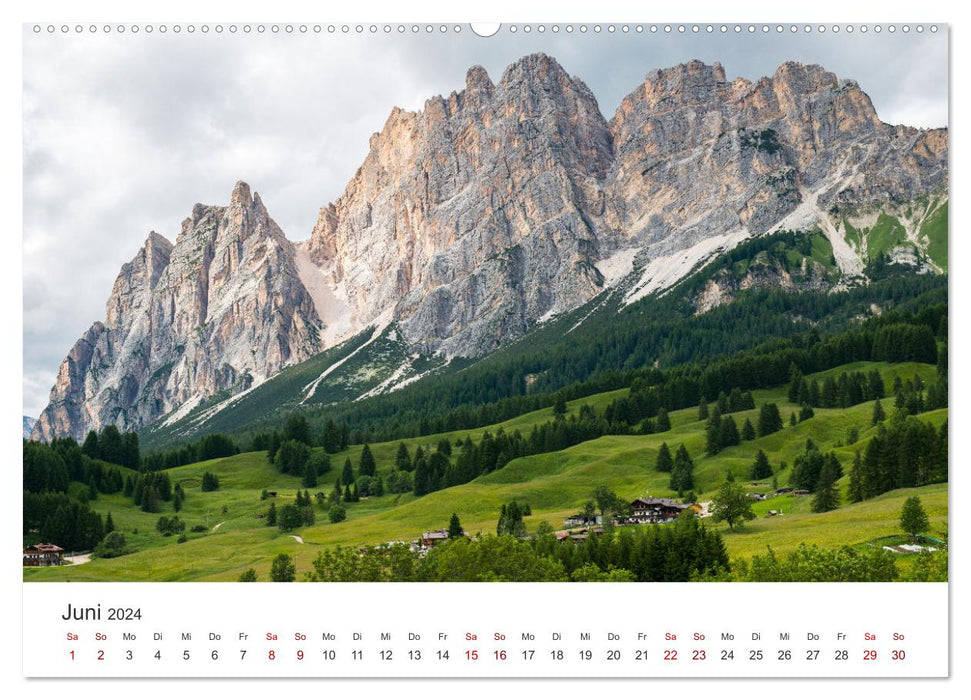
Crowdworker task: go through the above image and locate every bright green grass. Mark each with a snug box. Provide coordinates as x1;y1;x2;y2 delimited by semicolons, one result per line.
716;483;947;560
324;387;631;473
842;218;863;253
809;232;837;270
24;361;946;582
865;213;909;261
922;200;948;270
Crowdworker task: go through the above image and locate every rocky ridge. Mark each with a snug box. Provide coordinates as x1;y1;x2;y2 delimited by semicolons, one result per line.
33;183;322;441
33;55;948;441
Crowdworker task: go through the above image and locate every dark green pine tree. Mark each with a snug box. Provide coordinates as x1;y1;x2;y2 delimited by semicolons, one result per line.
705;408;723;455
900;496;930;538
341;458;354;485
267;501;277;526
359;444;377;477
821;377;838;408
750;449;773;480
793;379;808;406
698;397;709;421
395;442;412;471
799;403;815;422
98;425;124;466
552;393;567;416
741;418;756;441
413;453;432;497
447;513;463;538
122;431;140;470
654;406;671;433
302;458;318;488
758;403;783;437
809;380;821;407
655;442;673;472
787;365;804;404
267;431;281;463
669;444;695;494
871;399;886;426
282;413;312;445
105;512;115;533
81;430;100;459
719;415;740;447
728;387;745;413
321;420;341;453
868;370;885;399
790;412;797;427
655;408;671;432
847;450;865;503
811;461;840;513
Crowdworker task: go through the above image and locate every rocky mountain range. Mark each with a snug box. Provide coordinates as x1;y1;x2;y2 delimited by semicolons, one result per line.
32;54;948;442
32;183;322;441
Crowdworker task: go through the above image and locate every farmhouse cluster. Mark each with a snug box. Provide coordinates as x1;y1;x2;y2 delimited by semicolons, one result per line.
555;497;704;541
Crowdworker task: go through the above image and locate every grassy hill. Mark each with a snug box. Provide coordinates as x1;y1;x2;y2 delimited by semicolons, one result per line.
24;360;946;582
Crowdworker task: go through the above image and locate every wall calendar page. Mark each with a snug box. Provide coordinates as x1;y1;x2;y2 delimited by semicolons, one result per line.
15;2;957;694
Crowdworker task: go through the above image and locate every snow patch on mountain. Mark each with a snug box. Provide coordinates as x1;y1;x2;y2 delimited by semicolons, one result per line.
355;357;420;401
300;308;394;404
295;243;354;348
190;378;267;427
596;247;640;288
624;229;751;306
160;394;203;428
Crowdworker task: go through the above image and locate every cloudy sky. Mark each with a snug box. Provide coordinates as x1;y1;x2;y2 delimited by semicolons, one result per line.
22;24;948;417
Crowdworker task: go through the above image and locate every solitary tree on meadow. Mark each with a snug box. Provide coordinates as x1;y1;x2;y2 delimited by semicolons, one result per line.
900;496;930;540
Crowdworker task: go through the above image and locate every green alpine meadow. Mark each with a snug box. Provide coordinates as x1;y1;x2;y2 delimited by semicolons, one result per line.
24;55;948;583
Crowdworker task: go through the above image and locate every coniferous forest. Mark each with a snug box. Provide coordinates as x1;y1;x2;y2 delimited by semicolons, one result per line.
23;237;948;582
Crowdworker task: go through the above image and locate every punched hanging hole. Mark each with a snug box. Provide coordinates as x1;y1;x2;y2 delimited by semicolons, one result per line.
470;23;501;38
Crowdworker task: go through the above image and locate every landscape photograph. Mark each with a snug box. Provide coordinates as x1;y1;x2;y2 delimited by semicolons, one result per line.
23;26;948;583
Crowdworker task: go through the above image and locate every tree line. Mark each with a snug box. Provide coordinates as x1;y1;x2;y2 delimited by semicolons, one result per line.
299;512;727;582
215;251;944;447
849;417;947;501
23;491;108;552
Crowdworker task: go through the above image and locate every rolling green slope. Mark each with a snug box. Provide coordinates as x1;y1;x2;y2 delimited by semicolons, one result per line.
25;360;946;582
142;323;445;449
